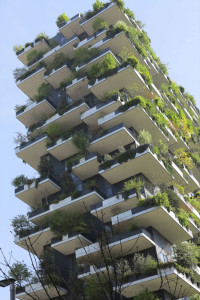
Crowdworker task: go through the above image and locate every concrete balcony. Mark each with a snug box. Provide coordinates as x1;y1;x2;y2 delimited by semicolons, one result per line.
170;136;189;152
99;147;172;186
76;228;155;263
45;64;73;89
15;134;49;170
182;166;200;192
32;101;89;136
152;71;170;90
29;188;104;225
15;176;61;207
112;206;193;244
51;233;92;256
91;186;153;223
116;267;200;298
89;123;137;155
80;3;131;36
75;28;107;50
47;135;79;161
14;226;55;256
16;67;46;99
29;35;79;69
88;64;152;100
81;96;123;127
17;39;51;67
78;264;114;280
98;104;169;146
171;162;188;186
16;99;56;128
76;48;119;73
59;13;84;39
16;282;67;300
71;152;101;180
66;77;89;101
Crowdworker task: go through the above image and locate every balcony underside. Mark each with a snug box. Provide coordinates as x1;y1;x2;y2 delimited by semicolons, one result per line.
78;265;114;280
16;283;67;300
72;157;100;180
17;68;46;99
153;72;170;89
89;66;151;100
48;137;79;161
76;29;107;50
16;136;49;170
60;15;84;39
118;268;200;298
66;77;89;101
17;99;56;128
16;178;60;207
51;234;91;256
98;106;168;146
45;65;73;89
112;206;193;244
89;126;135;155
18;40;50;67
81;3;131;36
15;227;54;257
36;102;89;135
91;193;140;223
81;99;122;127
100;150;172;186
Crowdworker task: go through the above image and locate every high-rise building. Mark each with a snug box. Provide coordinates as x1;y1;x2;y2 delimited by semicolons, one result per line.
12;0;200;299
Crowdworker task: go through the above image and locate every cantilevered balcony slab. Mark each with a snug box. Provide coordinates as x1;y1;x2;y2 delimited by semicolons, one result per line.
15;177;61;207
66;77;89;101
92;32;147;67
15;134;49;170
59;13;84;39
117;268;200;298
91;188;152;223
47;136;79;161
34;101;89;135
81;97;123;127
16;67;46;99
98;105;169;146
76;48;119;72
182;166;200;193
99;148;172;186
45;64;73;89
75;28;107;50
30;189;104;225
16;282;67;300
16;99;56;128
112;206;193;244
171;162;188;186
89;124;137;155
51;233;92;256
17;39;50;67
76;228;155;263
14;227;55;256
80;3;131;36
89;65;152;100
30;35;79;69
170;136;189;152
191;164;200;184
153;72;170;89
72;152;101;180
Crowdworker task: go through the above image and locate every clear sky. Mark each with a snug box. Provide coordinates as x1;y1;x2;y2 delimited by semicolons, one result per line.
0;0;199;297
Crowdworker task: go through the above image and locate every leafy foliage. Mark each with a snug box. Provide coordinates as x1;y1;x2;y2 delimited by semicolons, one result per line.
174;148;194;170
173;242;200;269
93;0;104;11
56;13;70;27
33;83;51;101
13;44;23;53
72;130;90;151
74;47;99;66
11;215;35;236
92;17;109;32
138;129;152;144
9;262;32;286
11;175;34;188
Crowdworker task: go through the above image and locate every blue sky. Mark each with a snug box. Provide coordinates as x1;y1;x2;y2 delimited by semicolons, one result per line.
0;0;199;297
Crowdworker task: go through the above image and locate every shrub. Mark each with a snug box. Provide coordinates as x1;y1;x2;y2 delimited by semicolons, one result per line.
46;123;61;141
190;152;200;166
137;64;152;86
13;44;23;53
92;17;109;32
134;290;159;300
153;113;168;128
34;83;51;101
124;8;135;19
174;148;194;170
101;89;119;102
138;130;152;144
12;175;34;188
9;262;32;286
114;20;128;32
11;215;35;236
72;130;90;151
112;0;125;11
93;0;104;11
56;13;70;27
38;156;54;178
13;67;27;82
61;172;75;195
13;132;27;146
138;192;170;210
102;53;118;71
35;32;49;42
74;47;99;66
127;56;139;69
170;81;180;95
27;50;45;65
176;209;189;229
132;253;157;275
87;63;102;80
164;188;181;212
173;242;200;269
